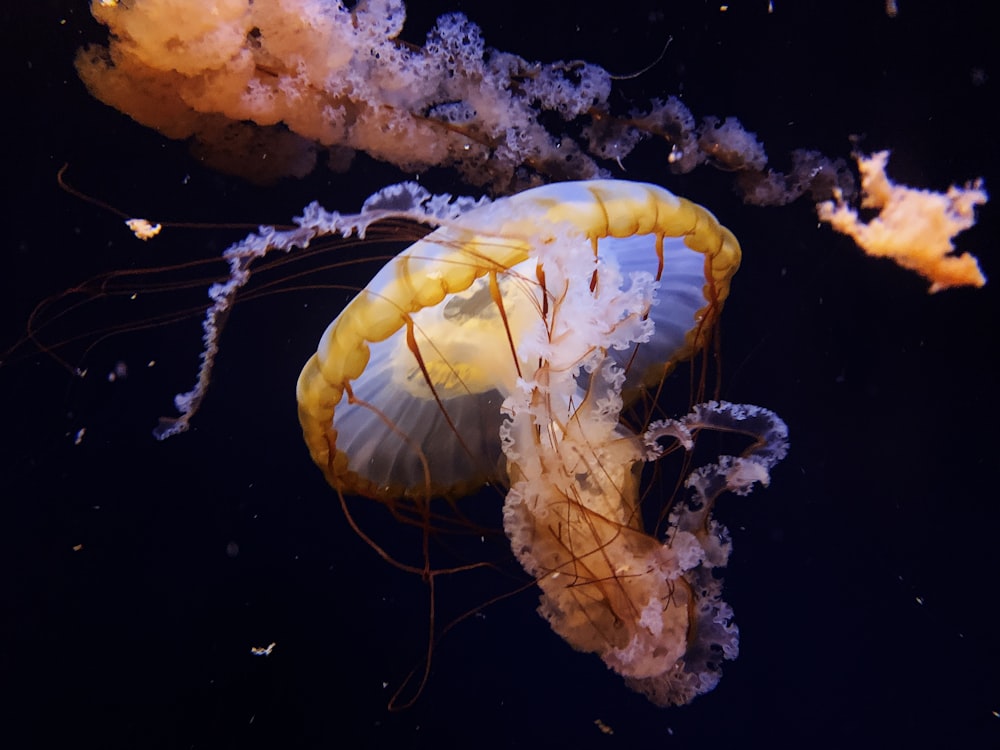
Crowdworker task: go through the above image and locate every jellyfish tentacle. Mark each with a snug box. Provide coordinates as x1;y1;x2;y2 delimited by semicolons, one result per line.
658;401;790;538
496;221;715;706
154;182;495;440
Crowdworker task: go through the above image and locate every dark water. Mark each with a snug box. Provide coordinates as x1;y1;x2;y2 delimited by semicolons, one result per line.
3;1;997;747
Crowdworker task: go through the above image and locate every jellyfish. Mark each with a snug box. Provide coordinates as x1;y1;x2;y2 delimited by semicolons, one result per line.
74;0;855;201
136;178;783;704
292;179;789;705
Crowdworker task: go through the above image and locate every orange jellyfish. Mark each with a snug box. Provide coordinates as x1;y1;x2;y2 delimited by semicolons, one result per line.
283;179;789;705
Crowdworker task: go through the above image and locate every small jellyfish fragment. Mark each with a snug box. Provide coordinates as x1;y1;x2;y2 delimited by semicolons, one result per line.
818;151;987;292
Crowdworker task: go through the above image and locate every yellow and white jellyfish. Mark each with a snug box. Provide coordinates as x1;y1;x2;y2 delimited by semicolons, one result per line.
294;179;788;705
151;178;787;705
295;179;790;705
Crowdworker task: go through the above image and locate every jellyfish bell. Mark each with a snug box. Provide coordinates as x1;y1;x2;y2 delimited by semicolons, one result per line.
296;179;741;502
294;178;789;705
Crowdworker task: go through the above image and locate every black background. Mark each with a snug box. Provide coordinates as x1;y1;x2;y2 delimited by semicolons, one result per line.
3;1;998;748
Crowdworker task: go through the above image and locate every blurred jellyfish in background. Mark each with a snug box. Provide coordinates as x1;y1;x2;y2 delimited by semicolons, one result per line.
76;0;986;287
